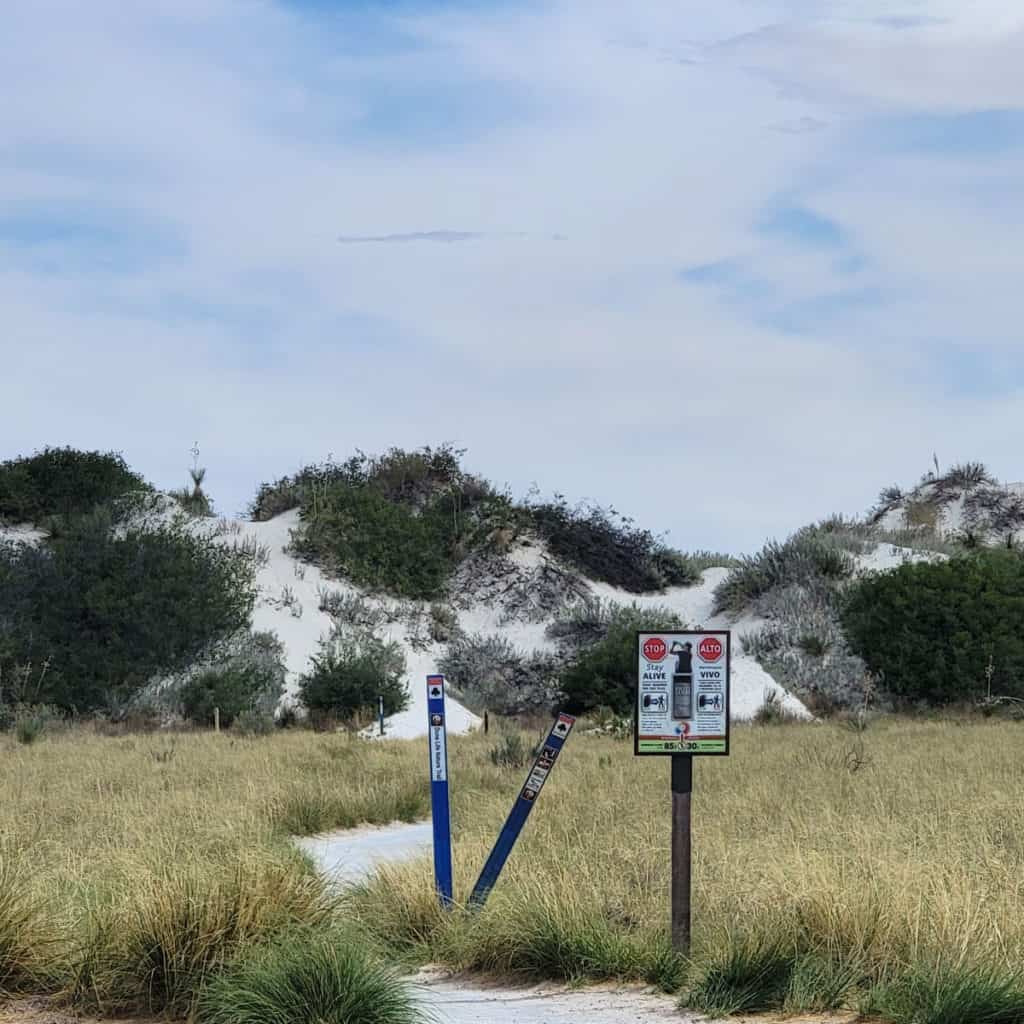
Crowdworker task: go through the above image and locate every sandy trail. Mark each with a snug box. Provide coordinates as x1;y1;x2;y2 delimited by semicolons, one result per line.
299;821;704;1023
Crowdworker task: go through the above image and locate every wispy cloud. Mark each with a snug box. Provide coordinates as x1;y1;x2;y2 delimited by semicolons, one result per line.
336;230;566;244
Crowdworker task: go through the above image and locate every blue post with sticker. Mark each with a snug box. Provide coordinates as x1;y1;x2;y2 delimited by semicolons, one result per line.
468;711;576;909
426;674;454;908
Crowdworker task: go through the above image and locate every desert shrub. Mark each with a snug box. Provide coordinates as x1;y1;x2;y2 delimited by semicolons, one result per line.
528;495;697;593
180;636;285;728
841;550;1024;705
196;926;419;1024
558;603;684;715
298;631;407;721
0;510;255;713
714;527;856;614
0;446;151;525
439;634;560;716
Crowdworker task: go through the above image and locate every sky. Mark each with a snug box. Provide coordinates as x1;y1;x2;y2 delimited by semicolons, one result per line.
1;0;1023;553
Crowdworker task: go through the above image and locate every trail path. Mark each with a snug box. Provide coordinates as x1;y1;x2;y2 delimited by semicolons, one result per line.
299;821;705;1024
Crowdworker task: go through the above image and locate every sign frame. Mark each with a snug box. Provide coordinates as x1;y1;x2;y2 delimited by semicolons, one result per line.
634;630;731;758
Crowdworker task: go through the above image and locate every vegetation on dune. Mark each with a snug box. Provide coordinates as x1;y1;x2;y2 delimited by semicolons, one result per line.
298;629;409;722
525;494;700;593
179;632;286;728
0;447;151;525
0;509;255;714
842;549;1024;706
553;601;684;715
713;522;857;615
252;445;704;600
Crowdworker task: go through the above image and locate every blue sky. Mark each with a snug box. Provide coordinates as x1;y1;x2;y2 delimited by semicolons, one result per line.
1;0;1023;551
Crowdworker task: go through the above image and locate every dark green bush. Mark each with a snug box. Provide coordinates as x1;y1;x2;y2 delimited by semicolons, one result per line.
558;603;684;715
298;632;408;721
841;550;1024;705
529;496;697;593
0;510;255;713
276;447;505;600
180;644;283;729
0;446;150;524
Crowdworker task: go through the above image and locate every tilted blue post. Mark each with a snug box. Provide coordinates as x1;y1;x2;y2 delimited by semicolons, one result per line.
426;675;454;907
468;712;576;909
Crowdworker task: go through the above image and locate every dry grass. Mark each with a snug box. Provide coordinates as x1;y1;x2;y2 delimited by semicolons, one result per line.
2;718;1024;1019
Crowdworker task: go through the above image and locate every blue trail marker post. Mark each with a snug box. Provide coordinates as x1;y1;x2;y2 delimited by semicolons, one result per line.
426;674;454;907
468;712;576;909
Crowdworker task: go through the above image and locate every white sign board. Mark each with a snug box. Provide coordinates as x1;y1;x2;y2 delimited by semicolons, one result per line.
635;631;730;755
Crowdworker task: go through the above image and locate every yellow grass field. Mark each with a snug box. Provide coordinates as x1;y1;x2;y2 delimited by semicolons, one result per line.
2;717;1023;1017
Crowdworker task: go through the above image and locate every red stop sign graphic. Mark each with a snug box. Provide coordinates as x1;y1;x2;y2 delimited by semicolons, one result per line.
642;637;667;662
699;636;723;661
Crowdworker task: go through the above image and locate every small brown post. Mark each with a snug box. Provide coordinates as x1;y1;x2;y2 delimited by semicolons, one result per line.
484;710;489;735
214;707;220;734
671;754;693;955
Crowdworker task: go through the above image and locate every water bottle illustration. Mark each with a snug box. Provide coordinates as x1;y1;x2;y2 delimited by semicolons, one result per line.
670;640;693;720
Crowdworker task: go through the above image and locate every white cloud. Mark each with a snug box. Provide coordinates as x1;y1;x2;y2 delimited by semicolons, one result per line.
1;0;1022;551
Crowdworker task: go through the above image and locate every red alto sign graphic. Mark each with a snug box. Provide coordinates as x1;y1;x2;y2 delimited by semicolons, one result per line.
642;637;668;661
698;636;723;661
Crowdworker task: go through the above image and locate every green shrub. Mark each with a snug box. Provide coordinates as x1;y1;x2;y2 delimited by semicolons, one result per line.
298;632;408;721
294;483;458;600
196;926;420;1024
0;446;150;524
529;496;697;593
181;662;280;729
714;526;856;614
841;550;1024;705
0;510;255;713
558;603;684;715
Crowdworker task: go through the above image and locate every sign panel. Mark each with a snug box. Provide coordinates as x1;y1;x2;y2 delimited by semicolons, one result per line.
468;712;575;908
426;675;454;906
635;631;730;756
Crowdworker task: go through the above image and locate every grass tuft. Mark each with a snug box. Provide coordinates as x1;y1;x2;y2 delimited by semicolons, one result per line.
197;925;421;1024
862;961;1024;1024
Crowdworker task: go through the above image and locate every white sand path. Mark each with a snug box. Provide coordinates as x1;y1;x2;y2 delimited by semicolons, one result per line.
297;821;714;1024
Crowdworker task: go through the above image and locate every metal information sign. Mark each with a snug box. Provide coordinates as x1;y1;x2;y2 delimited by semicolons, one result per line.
426;674;454;907
468;712;576;909
635;631;730;756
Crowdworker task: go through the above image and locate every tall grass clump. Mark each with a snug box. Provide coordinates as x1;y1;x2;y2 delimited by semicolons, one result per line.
0;853;53;994
0;446;151;525
197;926;421;1024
